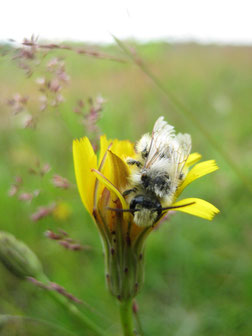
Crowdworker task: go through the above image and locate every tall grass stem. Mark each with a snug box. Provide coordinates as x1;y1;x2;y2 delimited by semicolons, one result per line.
39;274;107;336
113;36;252;195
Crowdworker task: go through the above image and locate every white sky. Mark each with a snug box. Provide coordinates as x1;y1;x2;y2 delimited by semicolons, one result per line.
1;0;252;44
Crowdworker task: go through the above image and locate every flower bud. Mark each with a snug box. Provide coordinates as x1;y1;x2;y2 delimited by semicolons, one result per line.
0;231;44;279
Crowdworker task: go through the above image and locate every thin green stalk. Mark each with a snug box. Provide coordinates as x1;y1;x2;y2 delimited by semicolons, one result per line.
38;274;108;336
119;299;134;336
133;308;144;336
113;35;252;195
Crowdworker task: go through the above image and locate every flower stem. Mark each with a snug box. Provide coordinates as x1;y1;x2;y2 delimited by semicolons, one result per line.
119;299;134;336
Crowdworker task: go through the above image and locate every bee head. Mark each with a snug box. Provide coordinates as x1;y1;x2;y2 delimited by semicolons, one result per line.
129;194;161;213
107;195;195;227
129;194;162;227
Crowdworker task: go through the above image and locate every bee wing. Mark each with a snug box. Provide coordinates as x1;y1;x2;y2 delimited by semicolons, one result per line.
145;117;175;168
145;118;191;180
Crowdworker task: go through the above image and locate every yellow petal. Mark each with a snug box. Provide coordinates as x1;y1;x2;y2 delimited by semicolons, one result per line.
91;169;128;210
172;197;220;220
178;160;219;195
95;150;131;222
99;135;112;166
94;145;110;208
99;135;135;165
96;141;131;209
105;150;129;190
111;139;136;160
98;135;135;201
73;137;97;214
185;152;202;167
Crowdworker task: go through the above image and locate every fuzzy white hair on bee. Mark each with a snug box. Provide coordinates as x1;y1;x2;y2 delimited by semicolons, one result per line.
133;208;159;227
135;133;152;158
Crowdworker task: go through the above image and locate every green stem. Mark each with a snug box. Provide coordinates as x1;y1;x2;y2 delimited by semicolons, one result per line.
119;299;134;336
37;274;107;336
133;307;144;336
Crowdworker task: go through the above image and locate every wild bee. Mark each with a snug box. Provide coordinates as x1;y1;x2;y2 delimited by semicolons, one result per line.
121;117;192;227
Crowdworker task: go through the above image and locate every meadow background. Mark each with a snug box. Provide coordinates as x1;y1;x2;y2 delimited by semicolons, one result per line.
0;41;252;335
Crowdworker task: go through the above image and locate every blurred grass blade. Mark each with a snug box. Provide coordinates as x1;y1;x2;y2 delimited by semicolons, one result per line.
113;35;252;195
33;274;108;336
21;39;127;63
0;314;78;336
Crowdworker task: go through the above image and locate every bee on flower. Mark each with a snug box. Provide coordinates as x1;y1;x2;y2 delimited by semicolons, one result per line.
119;117;193;227
73;116;219;301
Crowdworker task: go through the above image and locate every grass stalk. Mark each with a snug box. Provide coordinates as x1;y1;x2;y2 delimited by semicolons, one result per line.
113;35;252;195
38;274;108;336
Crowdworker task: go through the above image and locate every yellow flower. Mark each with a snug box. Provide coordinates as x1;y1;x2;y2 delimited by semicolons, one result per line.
72;118;219;300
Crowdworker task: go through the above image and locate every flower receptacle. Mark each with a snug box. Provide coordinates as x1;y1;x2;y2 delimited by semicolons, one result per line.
105;236;145;301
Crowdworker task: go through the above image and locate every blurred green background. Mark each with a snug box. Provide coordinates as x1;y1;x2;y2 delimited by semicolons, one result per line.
0;41;252;335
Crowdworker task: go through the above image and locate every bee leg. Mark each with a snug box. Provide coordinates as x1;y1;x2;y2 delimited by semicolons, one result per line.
126;158;142;168
122;188;137;197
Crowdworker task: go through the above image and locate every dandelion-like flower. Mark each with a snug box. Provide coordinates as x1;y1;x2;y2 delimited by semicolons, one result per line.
73;117;219;301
